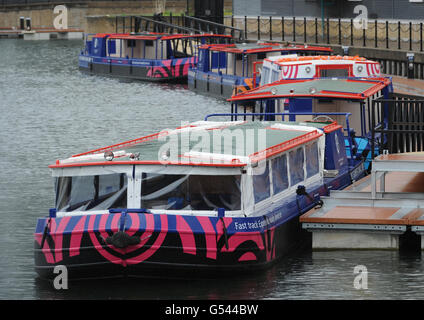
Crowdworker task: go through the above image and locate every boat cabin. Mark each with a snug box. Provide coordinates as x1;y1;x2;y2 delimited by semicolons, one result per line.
228;74;393;168
49;120;353;218
260;55;383;86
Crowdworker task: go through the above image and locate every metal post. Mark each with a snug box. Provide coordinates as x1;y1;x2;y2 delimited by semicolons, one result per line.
270;16;272;41
371;100;375;159
231;15;235;38
363;24;366;47
410;22;413;51
375;20;378;48
293;17;296;42
258;16;260;40
245;16;247;40
282;17;285;41
321;0;325;43
315;18;318;43
304;17;307;43
386;21;389;49
398;21;401;50
338;18;341;45
351;18;354;46
327;18;330;44
421;23;423;52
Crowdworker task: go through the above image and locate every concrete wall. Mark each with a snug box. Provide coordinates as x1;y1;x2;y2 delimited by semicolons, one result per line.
0;1;193;30
0;0;234;30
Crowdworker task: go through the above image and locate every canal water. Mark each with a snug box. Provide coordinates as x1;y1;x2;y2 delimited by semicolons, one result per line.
0;39;423;300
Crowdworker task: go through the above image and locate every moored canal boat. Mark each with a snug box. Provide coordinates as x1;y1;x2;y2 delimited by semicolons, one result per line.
34;117;364;280
188;42;333;99
228;55;394;168
78;32;232;82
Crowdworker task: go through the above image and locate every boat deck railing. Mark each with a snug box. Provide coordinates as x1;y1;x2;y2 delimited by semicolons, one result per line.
205;112;358;167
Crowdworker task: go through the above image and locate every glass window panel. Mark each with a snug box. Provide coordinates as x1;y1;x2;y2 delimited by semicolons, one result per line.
289;148;305;185
271;154;289;194
305;142;319;177
253;161;270;203
141;174;241;211
55;174;127;212
98;174;121;198
69;176;95;209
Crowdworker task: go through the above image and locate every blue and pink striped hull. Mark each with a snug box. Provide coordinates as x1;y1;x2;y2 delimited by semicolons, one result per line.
34;188;326;280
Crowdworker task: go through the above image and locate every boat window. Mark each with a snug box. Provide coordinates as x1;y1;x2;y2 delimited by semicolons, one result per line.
271;69;280;83
289;147;305;185
145;40;154;47
127;39;136;48
320;68;349;78
55;173;127;212
140;174;241;211
305;142;320;177
107;40;116;55
271;154;289;194
261;66;270;85
253;161;271;204
211;51;227;69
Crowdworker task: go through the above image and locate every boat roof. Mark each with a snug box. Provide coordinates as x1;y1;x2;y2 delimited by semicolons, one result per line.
265;55;378;67
93;32;232;41
199;42;333;54
228;77;391;102
50;121;337;169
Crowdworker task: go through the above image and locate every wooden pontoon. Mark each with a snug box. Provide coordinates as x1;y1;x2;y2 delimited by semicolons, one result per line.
300;152;424;250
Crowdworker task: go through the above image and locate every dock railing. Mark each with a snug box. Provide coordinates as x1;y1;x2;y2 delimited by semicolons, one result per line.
225;16;424;80
371;95;424;158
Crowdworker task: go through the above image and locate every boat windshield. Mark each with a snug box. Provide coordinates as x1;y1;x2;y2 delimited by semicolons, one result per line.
55;173;127;212
140;174;241;211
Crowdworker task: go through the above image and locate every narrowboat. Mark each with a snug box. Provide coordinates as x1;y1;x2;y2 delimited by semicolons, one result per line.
78;32;232;82
229;55;394;168
259;55;384;86
34;117;365;280
188;42;333;99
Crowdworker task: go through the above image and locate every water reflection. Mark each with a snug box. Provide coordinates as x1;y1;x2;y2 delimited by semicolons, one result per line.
1;39;423;300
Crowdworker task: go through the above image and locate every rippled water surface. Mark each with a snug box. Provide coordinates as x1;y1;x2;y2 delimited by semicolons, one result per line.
0;39;423;300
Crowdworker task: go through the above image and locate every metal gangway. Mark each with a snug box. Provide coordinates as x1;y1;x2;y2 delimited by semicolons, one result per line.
115;14;245;41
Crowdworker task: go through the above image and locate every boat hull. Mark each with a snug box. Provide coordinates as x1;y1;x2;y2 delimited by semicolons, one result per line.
79;55;197;83
188;69;255;100
34;188;324;280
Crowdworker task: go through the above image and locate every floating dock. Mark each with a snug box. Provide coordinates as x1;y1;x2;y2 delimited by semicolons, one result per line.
0;28;83;40
300;153;424;250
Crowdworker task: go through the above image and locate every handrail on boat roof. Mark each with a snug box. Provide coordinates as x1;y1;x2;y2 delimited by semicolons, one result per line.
204;112;356;164
204;112;352;122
